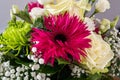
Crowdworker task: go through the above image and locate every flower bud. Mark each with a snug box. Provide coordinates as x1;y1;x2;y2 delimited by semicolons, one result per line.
100;18;110;33
95;0;110;12
12;5;19;14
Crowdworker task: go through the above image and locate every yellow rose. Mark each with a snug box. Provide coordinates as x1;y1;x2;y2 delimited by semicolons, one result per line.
81;32;114;73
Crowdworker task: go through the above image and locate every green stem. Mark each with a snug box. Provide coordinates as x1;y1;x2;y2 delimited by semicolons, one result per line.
57;64;66;80
90;10;98;18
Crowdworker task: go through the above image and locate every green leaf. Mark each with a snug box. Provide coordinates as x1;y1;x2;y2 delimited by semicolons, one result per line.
15;59;33;66
38;64;64;74
101;74;113;80
33;17;45;28
57;58;70;65
24;4;29;13
15;11;33;24
87;73;101;80
110;16;119;28
66;77;84;80
4;52;19;60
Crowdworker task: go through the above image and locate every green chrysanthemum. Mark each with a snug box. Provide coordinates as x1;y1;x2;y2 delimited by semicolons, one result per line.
0;20;31;57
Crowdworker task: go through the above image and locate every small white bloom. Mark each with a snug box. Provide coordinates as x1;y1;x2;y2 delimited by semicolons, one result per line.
95;0;110;12
32;64;40;71
81;70;85;73
33;57;38;62
46;78;51;80
10;74;16;78
16;77;21;80
2;77;7;80
39;58;44;64
16;72;20;77
0;72;3;76
5;71;11;77
3;61;10;67
0;65;3;72
27;55;31;60
25;66;29;70
24;76;29;80
29;8;45;20
31;72;36;77
47;74;51;76
32;47;37;53
10;69;15;74
84;17;95;31
41;73;46;78
20;73;23;77
24;72;28;76
20;67;25;72
16;67;21;72
118;50;120;55
37;74;42;80
29;64;32;67
31;55;36;61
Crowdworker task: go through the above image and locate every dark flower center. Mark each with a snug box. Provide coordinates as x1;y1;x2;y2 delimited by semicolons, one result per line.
55;34;67;42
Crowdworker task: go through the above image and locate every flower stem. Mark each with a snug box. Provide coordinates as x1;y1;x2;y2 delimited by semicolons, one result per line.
90;10;98;18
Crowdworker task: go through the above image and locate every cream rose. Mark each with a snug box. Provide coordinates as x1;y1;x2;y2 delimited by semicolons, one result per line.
95;0;110;12
84;17;95;31
81;32;114;73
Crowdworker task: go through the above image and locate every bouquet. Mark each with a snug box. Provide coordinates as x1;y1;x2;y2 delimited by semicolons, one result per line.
0;0;120;80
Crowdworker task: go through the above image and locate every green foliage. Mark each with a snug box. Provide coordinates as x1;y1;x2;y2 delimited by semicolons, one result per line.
15;59;33;67
13;5;33;24
38;64;64;74
57;58;70;65
15;11;33;24
50;65;72;80
33;17;45;29
87;73;102;80
110;16;119;28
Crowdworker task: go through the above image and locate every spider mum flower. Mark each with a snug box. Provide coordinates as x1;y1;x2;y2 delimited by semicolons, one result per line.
31;13;91;65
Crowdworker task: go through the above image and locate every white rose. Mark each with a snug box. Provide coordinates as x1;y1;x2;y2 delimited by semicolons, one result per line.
95;0;110;12
84;17;95;31
81;32;114;73
29;8;45;20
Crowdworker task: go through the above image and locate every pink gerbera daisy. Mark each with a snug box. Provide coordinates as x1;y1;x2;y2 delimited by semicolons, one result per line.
31;13;91;65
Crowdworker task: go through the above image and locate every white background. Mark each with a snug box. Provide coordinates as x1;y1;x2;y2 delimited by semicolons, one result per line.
0;0;120;33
